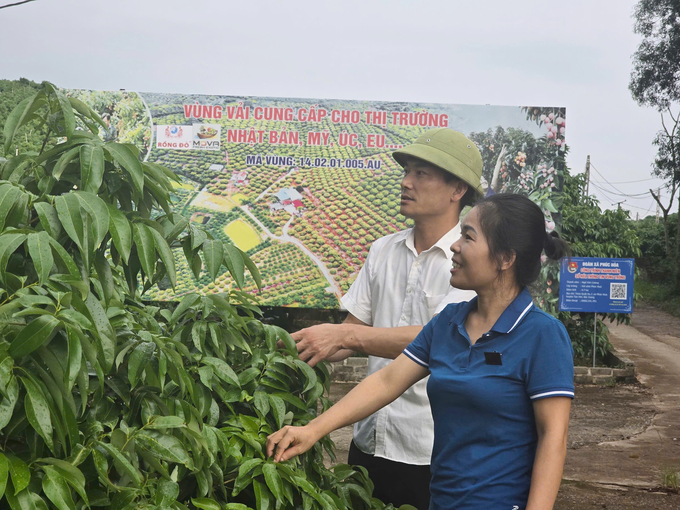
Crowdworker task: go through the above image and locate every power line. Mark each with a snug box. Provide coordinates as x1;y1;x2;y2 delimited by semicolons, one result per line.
589;163;641;196
589;164;656;198
590;182;650;200
591;177;658;185
0;0;37;9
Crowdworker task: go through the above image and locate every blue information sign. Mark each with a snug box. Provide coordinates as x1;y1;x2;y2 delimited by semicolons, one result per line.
558;257;635;313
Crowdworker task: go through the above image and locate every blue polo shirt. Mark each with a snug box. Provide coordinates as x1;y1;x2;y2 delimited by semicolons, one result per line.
404;288;574;510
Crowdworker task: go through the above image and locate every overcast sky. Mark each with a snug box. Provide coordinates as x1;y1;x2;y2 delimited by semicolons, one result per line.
1;0;675;217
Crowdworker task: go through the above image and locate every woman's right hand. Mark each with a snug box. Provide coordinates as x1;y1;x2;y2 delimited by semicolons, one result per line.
266;425;319;463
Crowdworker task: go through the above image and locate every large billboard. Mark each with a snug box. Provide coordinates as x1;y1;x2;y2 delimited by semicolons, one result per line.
70;89;566;308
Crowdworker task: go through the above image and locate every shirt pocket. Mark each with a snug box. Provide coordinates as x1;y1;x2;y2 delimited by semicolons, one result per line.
423;292;447;320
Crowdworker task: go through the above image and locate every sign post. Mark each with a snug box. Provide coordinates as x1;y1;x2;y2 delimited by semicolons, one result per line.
558;257;635;367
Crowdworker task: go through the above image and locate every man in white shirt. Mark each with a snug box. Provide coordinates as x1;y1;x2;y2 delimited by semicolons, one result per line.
292;128;483;510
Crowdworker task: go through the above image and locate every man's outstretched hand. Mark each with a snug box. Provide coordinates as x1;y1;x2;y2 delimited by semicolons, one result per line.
291;324;352;367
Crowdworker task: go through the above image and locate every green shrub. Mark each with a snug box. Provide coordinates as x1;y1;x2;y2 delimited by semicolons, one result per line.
0;83;396;510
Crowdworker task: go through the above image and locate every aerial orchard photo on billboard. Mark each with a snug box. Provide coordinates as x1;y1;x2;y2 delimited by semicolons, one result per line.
68;89;566;308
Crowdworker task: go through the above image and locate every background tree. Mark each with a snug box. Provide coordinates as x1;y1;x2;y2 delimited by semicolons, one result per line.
630;0;680;291
545;170;642;360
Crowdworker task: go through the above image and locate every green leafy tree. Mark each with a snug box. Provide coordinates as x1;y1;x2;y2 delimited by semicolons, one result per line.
547;170;642;360
0;83;403;510
630;0;680;291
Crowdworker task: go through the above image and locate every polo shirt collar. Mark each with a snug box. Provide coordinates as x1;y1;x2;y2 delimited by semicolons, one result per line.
489;288;534;334
403;222;461;257
448;287;534;334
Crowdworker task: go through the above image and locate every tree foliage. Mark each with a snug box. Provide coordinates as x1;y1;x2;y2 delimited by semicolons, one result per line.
0;83;400;510
630;0;680;108
630;0;680;290
549;170;642;360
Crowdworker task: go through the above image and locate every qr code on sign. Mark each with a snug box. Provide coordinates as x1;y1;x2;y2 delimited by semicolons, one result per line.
610;283;627;300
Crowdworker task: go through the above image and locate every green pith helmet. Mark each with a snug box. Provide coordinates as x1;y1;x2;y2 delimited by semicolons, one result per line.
393;128;484;198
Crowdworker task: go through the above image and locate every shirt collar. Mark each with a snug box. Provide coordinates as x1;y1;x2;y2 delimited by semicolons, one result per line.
403;223;461;257
448;287;534;334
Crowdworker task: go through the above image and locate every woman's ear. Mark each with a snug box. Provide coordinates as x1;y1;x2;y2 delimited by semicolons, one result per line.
499;250;516;272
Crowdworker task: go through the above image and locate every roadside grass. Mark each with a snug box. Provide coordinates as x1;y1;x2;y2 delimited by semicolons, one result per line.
636;279;680;318
661;466;679;491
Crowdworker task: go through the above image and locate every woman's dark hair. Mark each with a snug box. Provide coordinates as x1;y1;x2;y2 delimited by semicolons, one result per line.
475;193;570;288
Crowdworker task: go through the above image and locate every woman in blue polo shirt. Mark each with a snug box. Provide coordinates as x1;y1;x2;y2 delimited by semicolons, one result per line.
267;193;573;510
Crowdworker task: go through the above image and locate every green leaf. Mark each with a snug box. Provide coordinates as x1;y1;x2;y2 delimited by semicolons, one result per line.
64;326;82;392
0;184;22;232
107;205;131;264
201;357;240;388
223;243;245;289
20;375;54;454
253;391;270;416
47;238;80;278
169;292;199;325
94;251;114;305
2;157;32;185
96;442;142;488
190;223;208;251
5;191;28;229
145;415;186;429
3;92;46;154
9;315;60;359
292;359;318;394
0;453;8;500
154;478;179;506
0;233;27;283
45;84;76;138
233;458;263;495
54;194;85;252
37;459;88;506
27;232;54;286
263;463;284;502
104;142;144;195
127;341;155;387
192;321;206;353
7;455;30;495
5;485;49;510
253;479;271;510
202;239;223;282
148;227;176;288
242;249;262;290
191;498;221;510
83;291;115;373
52;146;80;181
271;326;296;356
0;376;19;429
268;395;286;429
79;144;105;193
33;202;62;240
74;192;109;250
133;223;155;279
42;466;76;510
134;430;193;468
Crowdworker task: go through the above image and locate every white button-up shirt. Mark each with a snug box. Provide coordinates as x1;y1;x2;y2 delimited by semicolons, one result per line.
341;224;476;465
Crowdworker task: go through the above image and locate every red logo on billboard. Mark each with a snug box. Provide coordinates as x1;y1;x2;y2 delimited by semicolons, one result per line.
568;261;578;273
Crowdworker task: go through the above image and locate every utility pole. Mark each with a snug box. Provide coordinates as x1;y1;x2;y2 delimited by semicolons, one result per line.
585;155;591;196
